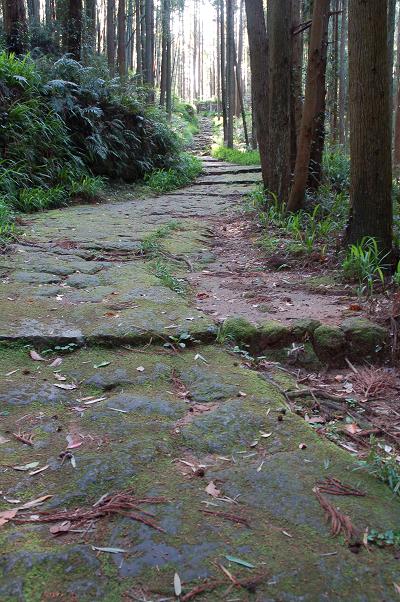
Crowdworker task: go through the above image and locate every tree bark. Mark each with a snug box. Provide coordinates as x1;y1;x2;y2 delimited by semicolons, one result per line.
3;0;28;54
220;0;228;144
291;0;303;172
117;0;126;78
268;0;292;204
144;0;155;101
226;0;235;148
244;0;269;189
65;0;82;60
287;0;330;212
338;0;347;146
347;0;393;254
107;0;116;75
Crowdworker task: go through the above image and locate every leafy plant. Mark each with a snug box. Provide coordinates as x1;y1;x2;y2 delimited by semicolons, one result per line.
342;237;389;296
151;259;187;295
211;145;261;166
367;529;400;549
394;261;400;287
145;153;202;193
357;444;400;497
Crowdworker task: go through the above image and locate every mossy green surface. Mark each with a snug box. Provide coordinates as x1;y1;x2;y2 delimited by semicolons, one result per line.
1;345;400;600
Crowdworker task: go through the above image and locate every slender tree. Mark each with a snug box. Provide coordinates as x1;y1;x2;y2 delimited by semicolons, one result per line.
268;0;292;204
117;0;126;77
65;0;83;60
338;0;347;146
244;0;269;189
347;0;393;254
288;0;330;212
144;0;155;101
226;0;235;148
2;0;28;54
107;0;116;75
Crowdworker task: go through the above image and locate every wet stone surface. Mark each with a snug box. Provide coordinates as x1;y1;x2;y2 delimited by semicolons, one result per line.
0;154;399;601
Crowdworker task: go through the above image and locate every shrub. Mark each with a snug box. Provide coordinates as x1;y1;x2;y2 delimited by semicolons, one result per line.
212;145;261;166
145;153;202;193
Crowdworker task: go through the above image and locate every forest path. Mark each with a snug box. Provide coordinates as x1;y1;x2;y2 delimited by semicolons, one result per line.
0;141;399;601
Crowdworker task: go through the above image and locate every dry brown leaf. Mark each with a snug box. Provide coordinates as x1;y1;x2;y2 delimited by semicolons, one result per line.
30;350;46;361
53;383;77;390
345;423;361;434
0;509;18;526
205;481;221;498
50;357;63;368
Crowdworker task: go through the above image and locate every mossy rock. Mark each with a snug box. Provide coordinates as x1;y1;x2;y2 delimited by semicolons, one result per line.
341;318;388;359
220;317;258;344
258;320;292;348
291;318;321;340
313;324;346;365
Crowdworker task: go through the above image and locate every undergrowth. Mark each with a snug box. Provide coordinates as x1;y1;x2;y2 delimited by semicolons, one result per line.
211;145;260;166
145;153;202;193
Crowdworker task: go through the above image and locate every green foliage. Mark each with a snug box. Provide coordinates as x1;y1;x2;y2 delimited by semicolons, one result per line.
322;149;350;191
0;52;184;227
367;529;400;549
342;237;389;296
357;444;400;497
139;221;181;256
151;259;187;294
145;153;202;193
211;145;261;166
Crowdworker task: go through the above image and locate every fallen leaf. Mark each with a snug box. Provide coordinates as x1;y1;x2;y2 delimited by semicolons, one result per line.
18;495;52;510
0;509;17;527
5;369;20;377
194;353;208;363
66;434;83;449
136;366;145;372
50;357;63;368
205;481;221;498
83;396;107;405
0;435;10;445
298;443;307;450
238;391;247;397
53;373;66;381
174;572;182;597
91;546;127;554
30;350;45;361
13;462;39;472
225;555;255;569
53;383;77;390
50;521;72;535
345;423;361;434
29;465;49;476
259;431;272;438
94;361;111;369
306;416;325;425
348;303;363;312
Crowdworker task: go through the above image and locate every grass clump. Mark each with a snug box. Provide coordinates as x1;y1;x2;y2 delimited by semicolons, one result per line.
151;259;187;295
211;145;261;166
145;153;202;193
357;444;400;497
342;237;389;296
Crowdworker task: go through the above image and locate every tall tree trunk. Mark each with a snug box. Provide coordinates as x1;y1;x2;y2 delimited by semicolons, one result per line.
226;0;235;148
27;0;40;24
291;0;303;172
308;6;330;191
107;0;116;75
287;0;330;212
338;0;347;146
394;9;400;171
83;0;96;60
3;0;28;54
144;0;155;101
117;0;126;77
268;0;292;204
330;0;339;144
244;0;269;189
135;0;142;77
65;0;82;60
220;0;228;144
347;0;393;254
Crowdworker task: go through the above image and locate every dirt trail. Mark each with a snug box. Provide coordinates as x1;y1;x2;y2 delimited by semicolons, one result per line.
0;121;399;602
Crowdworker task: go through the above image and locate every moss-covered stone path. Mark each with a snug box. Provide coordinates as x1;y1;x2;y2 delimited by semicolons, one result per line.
1;154;399;601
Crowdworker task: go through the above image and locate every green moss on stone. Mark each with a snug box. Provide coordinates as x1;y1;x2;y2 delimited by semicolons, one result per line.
313;324;346;364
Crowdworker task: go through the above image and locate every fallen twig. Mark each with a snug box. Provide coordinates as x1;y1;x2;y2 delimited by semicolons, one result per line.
200;508;250;527
313;487;359;541
316;477;365;497
12;489;167;534
12;430;34;446
180;573;267;601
